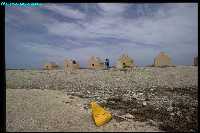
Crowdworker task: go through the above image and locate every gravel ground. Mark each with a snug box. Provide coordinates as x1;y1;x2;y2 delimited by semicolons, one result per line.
6;89;161;132
6;66;198;132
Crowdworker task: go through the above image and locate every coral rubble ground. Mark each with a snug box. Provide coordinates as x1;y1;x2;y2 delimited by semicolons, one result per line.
6;66;198;132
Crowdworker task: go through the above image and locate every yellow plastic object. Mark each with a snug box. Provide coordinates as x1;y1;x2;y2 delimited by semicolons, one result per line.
90;101;112;126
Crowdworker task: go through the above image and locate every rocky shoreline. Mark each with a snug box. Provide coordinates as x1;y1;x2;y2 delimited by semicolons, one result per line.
6;66;198;132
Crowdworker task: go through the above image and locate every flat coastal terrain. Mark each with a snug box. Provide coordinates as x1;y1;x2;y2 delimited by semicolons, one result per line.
6;66;198;132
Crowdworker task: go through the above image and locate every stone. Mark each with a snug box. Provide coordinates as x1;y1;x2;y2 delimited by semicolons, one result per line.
150;88;154;91
123;113;135;119
143;101;147;106
138;93;143;95
167;106;173;112
170;113;175;116
149;119;157;126
131;108;137;112
176;111;182;116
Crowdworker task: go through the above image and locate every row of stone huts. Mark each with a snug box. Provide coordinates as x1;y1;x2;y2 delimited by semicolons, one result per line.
43;52;198;70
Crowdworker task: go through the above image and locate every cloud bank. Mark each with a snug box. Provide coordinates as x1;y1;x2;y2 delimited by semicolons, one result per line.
5;3;198;69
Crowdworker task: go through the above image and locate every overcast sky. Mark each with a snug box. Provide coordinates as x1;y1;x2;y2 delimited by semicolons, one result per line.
5;3;198;69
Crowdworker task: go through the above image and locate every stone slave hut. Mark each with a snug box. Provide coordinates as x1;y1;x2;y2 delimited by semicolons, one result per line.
154;52;173;67
88;56;104;69
43;62;59;70
116;54;134;69
194;56;198;66
64;58;80;71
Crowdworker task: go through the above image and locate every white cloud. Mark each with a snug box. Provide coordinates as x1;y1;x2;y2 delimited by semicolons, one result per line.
98;3;129;15
45;3;197;48
5;6;58;27
43;4;86;19
45;21;85;38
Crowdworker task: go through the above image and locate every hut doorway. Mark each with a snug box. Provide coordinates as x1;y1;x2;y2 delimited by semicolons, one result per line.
72;60;76;64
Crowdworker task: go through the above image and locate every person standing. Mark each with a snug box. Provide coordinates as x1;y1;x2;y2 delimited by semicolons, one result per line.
105;58;109;69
